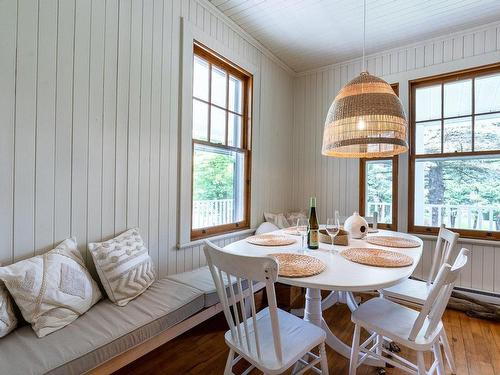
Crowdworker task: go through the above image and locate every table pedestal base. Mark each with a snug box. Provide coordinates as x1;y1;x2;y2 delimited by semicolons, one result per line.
304;288;383;368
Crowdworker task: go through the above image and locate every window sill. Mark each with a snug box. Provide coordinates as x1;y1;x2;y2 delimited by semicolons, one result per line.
177;227;256;249
413;233;499;246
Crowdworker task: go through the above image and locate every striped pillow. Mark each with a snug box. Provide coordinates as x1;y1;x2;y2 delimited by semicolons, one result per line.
89;228;156;307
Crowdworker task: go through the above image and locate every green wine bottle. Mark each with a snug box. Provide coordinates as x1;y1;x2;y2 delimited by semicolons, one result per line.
307;197;319;249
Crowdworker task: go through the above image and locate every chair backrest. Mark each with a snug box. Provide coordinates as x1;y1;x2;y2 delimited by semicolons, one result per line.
203;240;283;363
409;248;469;341
427;224;459;285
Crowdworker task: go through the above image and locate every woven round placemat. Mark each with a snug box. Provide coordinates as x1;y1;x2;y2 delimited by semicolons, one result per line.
246;234;296;246
270;253;326;277
341;248;413;268
366;236;420;248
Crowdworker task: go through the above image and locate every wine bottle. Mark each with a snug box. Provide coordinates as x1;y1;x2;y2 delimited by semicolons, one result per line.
307;197;319;249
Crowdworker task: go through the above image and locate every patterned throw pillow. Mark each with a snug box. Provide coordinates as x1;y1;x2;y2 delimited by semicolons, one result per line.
89;228;156;307
0;279;17;338
264;212;291;229
0;238;102;337
284;211;308;226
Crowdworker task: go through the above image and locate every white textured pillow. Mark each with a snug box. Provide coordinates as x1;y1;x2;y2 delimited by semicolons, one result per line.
0;281;17;338
0;238;102;337
264;212;290;229
89;228;156;307
285;211;308;226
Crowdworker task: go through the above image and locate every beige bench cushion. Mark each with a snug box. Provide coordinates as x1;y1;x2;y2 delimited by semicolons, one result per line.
0;279;204;375
166;266;250;307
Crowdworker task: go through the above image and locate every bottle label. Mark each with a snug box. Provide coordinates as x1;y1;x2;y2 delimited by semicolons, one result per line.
310;230;319;247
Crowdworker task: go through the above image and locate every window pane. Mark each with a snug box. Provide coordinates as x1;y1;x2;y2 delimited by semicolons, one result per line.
365;160;393;224
229;75;243;114
228;113;242;148
192;144;245;229
415;120;441;154
475;73;500;113
475;113;500;151
211;65;227;108
414;157;500;231
210;106;226;144
193;56;209;101
444;79;472;117
415;85;441;121
443;117;472;153
192;99;208;141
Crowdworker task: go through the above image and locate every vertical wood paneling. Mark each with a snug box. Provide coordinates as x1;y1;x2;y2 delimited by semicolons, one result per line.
72;0;92;259
87;0;105;253
54;0;75;244
102;0;119;239
1;0;294;276
114;0;131;235
0;0;17;264
35;0;57;254
14;0;38;260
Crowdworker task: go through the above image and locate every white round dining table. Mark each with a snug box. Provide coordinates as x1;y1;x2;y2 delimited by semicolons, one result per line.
224;229;423;367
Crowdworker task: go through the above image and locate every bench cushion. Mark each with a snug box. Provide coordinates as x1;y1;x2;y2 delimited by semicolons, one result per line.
0;279;204;375
166;266;251;307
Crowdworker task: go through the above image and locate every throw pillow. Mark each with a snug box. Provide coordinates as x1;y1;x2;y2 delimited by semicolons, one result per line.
263;212;290;229
0;275;17;338
285;211;308;226
0;238;102;337
89;228;156;307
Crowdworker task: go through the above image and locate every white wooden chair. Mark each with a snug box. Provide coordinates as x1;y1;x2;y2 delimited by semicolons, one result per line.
381;224;459;305
380;224;459;371
349;248;469;375
204;241;329;375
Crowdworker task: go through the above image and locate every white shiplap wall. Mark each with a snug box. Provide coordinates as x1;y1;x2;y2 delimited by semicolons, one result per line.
0;0;294;276
292;21;500;294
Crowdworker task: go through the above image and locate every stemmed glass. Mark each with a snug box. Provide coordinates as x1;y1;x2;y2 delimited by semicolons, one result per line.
296;218;310;250
326;211;340;252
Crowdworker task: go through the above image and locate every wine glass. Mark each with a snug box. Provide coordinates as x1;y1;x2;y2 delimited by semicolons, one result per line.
296;218;310;250
326;211;340;252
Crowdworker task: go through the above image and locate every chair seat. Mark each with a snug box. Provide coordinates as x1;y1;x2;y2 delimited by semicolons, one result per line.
224;307;326;374
382;278;432;305
352;298;442;351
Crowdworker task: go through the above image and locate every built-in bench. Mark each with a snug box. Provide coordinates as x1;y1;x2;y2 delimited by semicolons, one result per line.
0;266;264;375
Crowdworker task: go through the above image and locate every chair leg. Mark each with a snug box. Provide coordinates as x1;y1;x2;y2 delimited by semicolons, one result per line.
224;349;234;375
433;343;446;375
440;330;456;373
319;342;329;375
416;351;426;375
349;324;361;375
375;334;383;356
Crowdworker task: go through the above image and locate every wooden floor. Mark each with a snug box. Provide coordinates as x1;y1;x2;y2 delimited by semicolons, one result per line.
115;297;500;375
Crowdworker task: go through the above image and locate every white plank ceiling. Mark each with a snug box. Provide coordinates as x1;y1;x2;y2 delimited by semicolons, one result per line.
209;0;500;72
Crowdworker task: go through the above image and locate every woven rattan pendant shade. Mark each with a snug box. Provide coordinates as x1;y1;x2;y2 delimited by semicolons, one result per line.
321;72;408;158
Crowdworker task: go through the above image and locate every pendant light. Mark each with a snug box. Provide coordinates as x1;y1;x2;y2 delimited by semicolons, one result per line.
321;0;408;158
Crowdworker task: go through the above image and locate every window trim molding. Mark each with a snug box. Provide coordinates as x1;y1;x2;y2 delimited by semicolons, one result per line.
179;18;260;247
408;62;500;241
359;83;399;230
190;44;253;239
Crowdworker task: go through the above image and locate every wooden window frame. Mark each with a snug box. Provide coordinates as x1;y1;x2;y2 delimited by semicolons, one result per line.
359;84;399;230
408;63;500;240
191;43;253;240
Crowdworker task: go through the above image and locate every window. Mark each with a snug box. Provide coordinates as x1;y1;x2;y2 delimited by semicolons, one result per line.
191;43;252;240
359;84;399;230
409;65;500;240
